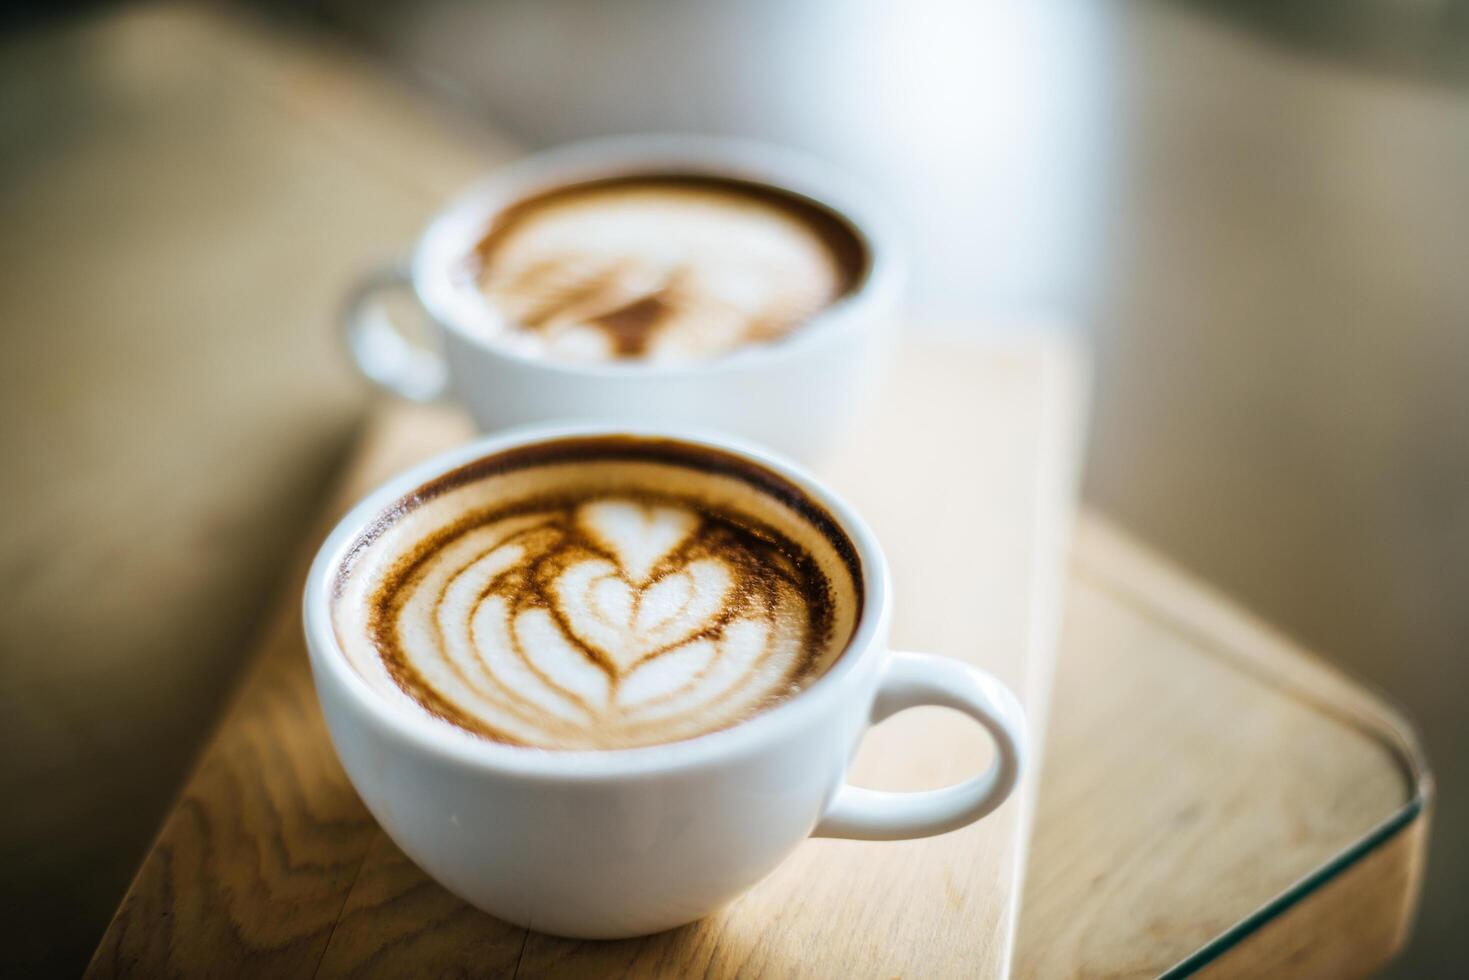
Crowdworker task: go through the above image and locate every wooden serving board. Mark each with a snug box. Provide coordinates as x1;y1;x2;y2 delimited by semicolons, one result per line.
86;334;1429;978
85;335;1083;978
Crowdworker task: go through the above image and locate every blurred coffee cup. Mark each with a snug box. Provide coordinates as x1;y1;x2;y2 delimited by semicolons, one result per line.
342;135;904;461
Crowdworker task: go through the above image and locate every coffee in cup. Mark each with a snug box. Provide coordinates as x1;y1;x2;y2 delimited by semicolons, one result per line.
331;435;863;749
464;175;868;365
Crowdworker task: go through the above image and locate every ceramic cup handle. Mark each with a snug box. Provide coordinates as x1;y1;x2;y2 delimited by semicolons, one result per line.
342;260;449;403
814;651;1026;841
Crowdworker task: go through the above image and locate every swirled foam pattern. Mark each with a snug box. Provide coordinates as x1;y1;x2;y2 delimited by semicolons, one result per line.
331;439;862;750
468;175;866;364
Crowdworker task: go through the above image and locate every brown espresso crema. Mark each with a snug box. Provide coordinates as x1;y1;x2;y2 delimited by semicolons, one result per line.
331;438;863;750
465;174;867;364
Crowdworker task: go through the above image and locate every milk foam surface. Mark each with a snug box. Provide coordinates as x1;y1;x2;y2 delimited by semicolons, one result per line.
470;177;862;364
332;441;862;750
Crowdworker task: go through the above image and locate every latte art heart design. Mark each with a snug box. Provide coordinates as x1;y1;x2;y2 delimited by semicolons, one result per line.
552;556;732;674
576;499;697;584
471;177;858;364
363;492;842;750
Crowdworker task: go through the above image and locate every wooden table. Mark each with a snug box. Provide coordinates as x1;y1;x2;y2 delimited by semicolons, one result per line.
87;401;1429;979
4;6;1429;976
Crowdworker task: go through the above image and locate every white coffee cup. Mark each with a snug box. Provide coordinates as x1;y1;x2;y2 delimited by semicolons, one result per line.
342;136;905;462
304;423;1025;939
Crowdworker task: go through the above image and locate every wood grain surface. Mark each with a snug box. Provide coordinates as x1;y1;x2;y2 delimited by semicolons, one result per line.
87;341;1427;978
1015;521;1427;979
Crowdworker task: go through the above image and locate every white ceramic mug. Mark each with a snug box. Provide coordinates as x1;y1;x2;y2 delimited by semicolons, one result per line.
304;423;1024;939
342;136;905;462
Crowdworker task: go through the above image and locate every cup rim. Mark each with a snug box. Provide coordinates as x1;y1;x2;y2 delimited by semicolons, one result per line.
409;134;906;380
303;421;891;780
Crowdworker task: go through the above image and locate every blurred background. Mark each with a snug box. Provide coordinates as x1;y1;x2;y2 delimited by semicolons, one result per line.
2;0;1465;975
